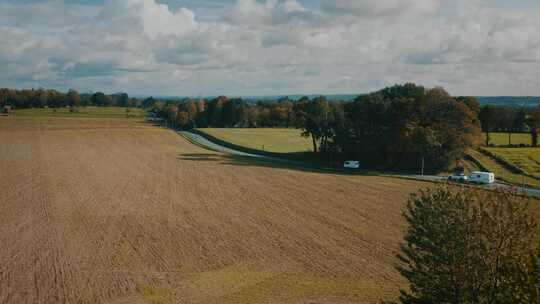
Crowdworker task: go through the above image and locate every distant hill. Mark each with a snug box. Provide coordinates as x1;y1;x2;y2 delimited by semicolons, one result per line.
476;97;540;108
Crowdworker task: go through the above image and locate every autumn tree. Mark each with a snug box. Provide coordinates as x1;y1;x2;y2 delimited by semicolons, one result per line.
341;85;480;171
394;186;540;304
185;100;198;126
456;96;481;114
177;111;190;129
66;89;81;108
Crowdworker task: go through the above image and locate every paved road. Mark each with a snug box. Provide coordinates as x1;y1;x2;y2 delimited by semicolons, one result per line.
180;131;306;166
180;131;265;158
408;175;540;198
180;131;540;199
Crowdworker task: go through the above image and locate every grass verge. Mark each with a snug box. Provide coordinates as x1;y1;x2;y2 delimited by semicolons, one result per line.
196;128;313;154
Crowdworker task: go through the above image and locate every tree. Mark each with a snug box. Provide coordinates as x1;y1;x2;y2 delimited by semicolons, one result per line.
499;246;540;303
394;186;539;304
277;98;294;127
66;89;81;108
112;93;129;107
35;89;49;108
206;96;227;127
246;106;260;127
166;104;179;128
185;100;198;126
479;105;500;146
498;107;517;146
528;107;540;147
340;85;479;171
513;108;528;134
301;96;330;153
90;92;107;107
456;96;481;114
177;111;190;129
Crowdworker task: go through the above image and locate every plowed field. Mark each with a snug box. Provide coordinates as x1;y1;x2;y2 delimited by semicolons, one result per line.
0;117;430;304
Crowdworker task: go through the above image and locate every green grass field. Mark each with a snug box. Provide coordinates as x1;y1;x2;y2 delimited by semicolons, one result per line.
197;128;313;154
466;150;540;189
485;148;540;179
487;132;532;146
13;107;145;119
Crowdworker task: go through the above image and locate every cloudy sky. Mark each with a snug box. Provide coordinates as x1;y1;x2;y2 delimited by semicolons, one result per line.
2;0;540;96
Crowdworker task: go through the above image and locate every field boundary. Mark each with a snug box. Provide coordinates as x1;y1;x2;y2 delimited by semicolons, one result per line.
466;150;540;189
480;148;540;180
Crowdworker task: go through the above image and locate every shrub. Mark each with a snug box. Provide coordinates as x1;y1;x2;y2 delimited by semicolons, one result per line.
391;186;540;304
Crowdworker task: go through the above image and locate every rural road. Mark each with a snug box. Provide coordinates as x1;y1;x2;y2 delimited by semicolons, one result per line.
408;175;540;198
180;131;266;158
180;131;540;199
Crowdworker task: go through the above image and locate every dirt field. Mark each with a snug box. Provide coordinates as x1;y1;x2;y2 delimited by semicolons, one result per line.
0;117;433;304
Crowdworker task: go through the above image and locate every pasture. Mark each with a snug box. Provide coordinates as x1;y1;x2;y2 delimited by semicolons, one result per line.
466;149;540;189
0;116;434;304
485;147;540;179
487;132;532;146
197;128;313;153
13;106;145;119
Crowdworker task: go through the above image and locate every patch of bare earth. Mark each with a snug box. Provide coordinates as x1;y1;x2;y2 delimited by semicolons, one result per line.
0;117;430;304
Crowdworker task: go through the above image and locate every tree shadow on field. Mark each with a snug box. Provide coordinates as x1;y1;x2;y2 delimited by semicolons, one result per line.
179;152;387;177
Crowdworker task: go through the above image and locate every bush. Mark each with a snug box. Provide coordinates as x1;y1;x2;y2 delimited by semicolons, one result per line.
391;186;539;304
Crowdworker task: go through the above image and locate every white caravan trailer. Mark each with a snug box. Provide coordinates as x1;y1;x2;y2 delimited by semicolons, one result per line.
343;161;360;169
469;171;495;184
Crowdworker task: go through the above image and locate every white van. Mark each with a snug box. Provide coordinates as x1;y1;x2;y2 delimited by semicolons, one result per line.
468;171;495;184
344;161;360;169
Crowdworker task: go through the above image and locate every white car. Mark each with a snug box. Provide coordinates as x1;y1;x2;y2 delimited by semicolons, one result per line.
448;173;468;183
343;161;360;169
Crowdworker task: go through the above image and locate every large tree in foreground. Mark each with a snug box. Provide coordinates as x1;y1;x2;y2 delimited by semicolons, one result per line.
393;186;540;304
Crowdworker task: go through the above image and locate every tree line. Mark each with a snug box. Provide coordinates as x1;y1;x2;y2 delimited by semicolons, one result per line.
148;84;482;171
479;104;540;146
0;88;140;109
3;84;539;172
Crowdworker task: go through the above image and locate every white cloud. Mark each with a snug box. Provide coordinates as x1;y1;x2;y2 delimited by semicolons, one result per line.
321;0;441;18
1;0;540;96
99;0;197;39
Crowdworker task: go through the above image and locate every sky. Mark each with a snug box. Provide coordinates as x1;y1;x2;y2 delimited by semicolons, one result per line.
2;0;540;96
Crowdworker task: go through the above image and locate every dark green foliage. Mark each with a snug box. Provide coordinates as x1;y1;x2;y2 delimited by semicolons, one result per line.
0;88;132;109
479;105;499;145
395;186;540;304
339;85;480;171
529;107;540;147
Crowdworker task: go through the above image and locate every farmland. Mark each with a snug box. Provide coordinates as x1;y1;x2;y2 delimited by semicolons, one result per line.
486;132;532;146
13;106;145;119
484;148;540;179
466;149;540;189
0;116;433;304
197;128;313;154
